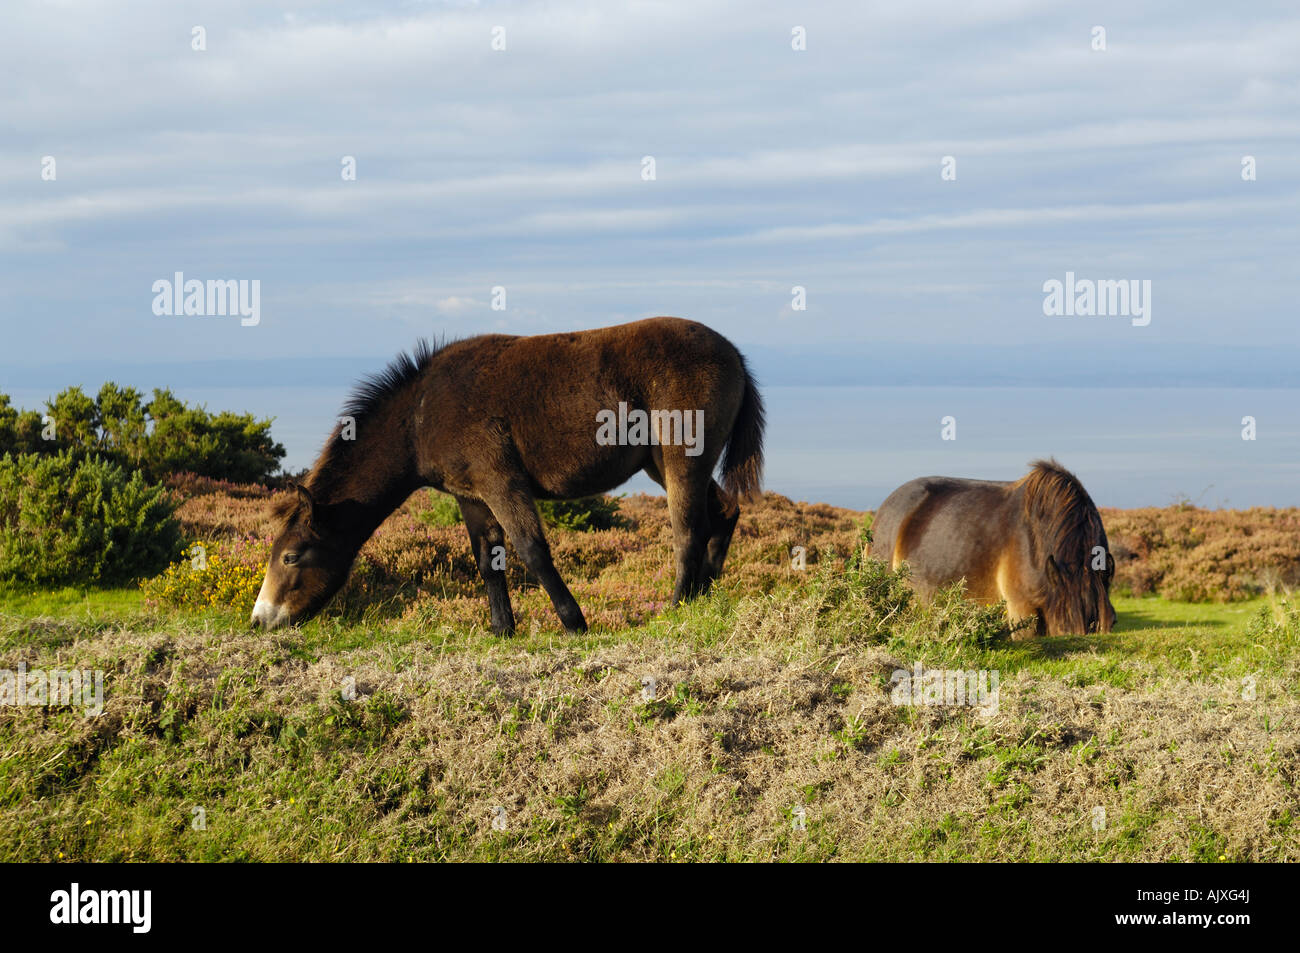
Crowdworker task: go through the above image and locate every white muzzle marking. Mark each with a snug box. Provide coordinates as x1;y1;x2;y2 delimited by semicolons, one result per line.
250;572;291;629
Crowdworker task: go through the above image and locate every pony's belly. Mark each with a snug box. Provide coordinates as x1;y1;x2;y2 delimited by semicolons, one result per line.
530;448;648;500
898;545;999;599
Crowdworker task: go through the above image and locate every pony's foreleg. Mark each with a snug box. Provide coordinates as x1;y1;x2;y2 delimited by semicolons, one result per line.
459;497;516;635
995;555;1040;638
485;488;588;633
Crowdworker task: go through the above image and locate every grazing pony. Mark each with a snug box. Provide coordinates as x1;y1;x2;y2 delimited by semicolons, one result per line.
867;460;1115;636
251;317;765;634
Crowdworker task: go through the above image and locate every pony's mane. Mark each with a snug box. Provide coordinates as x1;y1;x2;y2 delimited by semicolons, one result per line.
269;338;445;531
340;338;441;423
1014;459;1106;561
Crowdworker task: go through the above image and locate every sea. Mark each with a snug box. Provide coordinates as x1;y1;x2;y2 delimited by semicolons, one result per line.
4;384;1297;510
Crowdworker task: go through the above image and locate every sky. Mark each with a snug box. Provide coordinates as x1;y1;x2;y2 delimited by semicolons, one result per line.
1;1;1297;505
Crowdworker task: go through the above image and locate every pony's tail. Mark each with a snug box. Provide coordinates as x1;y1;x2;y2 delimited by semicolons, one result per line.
720;357;766;503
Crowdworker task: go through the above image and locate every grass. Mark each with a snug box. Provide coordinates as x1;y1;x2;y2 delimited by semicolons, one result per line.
1;559;1297;862
0;585;145;621
2;490;1298;862
984;595;1284;682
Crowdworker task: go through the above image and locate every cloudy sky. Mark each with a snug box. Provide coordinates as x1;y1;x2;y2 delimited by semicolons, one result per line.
2;1;1298;501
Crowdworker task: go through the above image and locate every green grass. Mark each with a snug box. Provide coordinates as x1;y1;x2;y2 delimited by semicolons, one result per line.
1112;594;1264;631
1;578;1296;862
978;595;1296;690
0;585;1284;677
0;585;145;620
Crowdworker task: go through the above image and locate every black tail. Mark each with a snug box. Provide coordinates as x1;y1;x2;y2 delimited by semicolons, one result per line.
721;357;765;502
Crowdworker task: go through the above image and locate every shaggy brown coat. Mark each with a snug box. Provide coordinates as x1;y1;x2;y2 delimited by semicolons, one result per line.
868;460;1116;636
253;317;765;633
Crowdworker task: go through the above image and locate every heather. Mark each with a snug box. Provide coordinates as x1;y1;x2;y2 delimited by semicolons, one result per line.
1104;505;1300;601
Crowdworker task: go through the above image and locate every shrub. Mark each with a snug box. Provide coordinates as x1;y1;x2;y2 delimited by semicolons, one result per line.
1104;506;1300;601
808;550;915;642
416;492;629;533
169;475;274;540
140;537;269;612
419;492;463;529
538;495;628;532
1245;596;1300;643
0;385;285;484
0;451;182;585
806;523;1018;648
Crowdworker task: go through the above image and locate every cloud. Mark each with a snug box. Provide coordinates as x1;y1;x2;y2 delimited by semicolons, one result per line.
1;0;1297;368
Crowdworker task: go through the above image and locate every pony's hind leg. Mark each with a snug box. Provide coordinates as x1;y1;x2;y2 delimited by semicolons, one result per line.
647;449;714;603
663;464;712;605
701;479;739;593
458;496;516;635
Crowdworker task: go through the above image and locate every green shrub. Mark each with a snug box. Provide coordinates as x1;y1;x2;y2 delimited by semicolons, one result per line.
807;549;915;642
419;492;463;528
899;580;1028;649
0;385;285;484
1246;596;1300;643
538;496;628;532
829;524;1021;649
418;492;629;533
0;451;182;585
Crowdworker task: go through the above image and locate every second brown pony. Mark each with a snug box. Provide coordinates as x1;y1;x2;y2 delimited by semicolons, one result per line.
868;460;1116;636
251;317;765;634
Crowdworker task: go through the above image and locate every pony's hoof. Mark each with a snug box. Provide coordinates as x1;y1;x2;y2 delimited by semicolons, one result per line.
556;604;588;633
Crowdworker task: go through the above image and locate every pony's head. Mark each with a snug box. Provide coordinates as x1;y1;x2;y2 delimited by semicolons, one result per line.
251;484;356;630
1038;549;1116;636
1020;460;1117;636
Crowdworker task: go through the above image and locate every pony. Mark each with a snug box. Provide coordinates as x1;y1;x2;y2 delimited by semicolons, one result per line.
867;460;1115;636
250;317;765;634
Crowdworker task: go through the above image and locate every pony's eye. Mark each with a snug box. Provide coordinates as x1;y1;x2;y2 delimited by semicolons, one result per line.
282;552;299;566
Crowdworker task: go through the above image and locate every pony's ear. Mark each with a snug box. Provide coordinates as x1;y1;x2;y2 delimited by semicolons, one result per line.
1045;554;1064;587
295;483;319;531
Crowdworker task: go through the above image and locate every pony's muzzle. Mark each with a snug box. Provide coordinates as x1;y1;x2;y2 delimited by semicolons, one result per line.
250;599;290;631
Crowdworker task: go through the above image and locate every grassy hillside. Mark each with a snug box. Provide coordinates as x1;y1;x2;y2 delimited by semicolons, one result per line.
0;488;1297;862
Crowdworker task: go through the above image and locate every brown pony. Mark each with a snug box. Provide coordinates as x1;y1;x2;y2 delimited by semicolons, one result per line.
251;317;765;634
867;460;1116;636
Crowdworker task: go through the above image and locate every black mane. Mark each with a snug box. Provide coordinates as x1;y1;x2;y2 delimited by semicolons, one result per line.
340;338;441;423
290;338;446;500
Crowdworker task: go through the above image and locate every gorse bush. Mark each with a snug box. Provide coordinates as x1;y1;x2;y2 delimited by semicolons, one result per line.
1245;596;1300;644
140;538;269;612
720;531;1018;656
417;492;629;533
0;384;284;484
0;451;182;585
807;540;914;640
538;495;629;532
807;550;1018;649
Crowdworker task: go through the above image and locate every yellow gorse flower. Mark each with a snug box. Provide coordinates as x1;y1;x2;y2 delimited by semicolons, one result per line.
140;538;268;612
